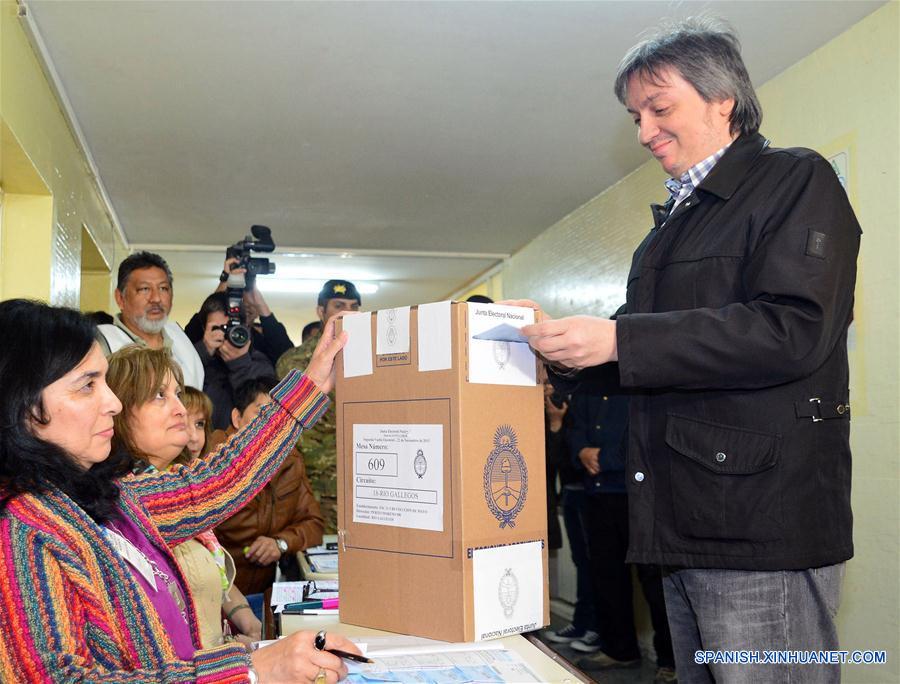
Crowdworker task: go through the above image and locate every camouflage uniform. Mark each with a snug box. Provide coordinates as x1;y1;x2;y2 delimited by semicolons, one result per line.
277;331;338;533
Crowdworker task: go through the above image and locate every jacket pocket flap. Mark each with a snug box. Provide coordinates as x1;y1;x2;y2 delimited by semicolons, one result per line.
665;414;778;475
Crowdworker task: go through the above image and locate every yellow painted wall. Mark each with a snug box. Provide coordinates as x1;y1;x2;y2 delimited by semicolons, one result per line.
499;4;899;680
457;270;504;303
79;270;110;313
756;7;900;680
0;192;53;299
0;0;124;309
79;225;112;312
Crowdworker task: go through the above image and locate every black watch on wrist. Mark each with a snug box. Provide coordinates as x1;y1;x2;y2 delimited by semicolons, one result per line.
219;270;230;283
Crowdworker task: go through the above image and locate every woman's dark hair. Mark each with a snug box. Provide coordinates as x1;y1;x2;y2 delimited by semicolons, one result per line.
0;299;134;522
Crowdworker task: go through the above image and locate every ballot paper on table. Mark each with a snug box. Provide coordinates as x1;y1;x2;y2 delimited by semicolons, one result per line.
467;304;536;386
306;541;339;555
308;579;339;592
309;553;339;572
269;581;310;613
343;635;542;683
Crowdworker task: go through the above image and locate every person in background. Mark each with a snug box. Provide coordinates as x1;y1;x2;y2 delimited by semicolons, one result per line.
185;256;294;367
465;294;494;304
0;299;358;682
301;320;323;344
542;382;600;654
96;251;204;388
519;16;860;683
543;378;566;555
182;386;213;459
277;279;361;534
193;292;276;430
107;346;263;649
214;377;324;598
85;310;115;326
568;366;675;682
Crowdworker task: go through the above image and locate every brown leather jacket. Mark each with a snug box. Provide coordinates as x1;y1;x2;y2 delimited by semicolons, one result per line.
211;427;324;594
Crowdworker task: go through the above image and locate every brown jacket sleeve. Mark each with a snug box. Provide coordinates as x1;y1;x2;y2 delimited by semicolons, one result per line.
211;427;324;552
271;451;324;553
211;428;324;594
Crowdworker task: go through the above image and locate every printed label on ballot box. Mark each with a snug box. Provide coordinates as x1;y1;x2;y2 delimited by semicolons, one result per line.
352;423;444;531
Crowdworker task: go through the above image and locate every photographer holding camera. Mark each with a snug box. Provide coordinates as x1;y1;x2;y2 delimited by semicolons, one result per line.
185;226;294;368
193;292;277;430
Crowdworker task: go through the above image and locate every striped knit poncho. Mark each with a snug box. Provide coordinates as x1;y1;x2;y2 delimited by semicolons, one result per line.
0;371;327;683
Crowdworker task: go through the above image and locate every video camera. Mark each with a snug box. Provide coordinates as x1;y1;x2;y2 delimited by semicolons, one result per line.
222;225;276;348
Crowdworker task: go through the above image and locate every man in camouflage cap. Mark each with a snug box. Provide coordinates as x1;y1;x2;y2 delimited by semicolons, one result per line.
276;279;361;533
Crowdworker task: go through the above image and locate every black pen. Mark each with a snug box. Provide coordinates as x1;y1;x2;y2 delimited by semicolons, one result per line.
326;647;374;664
314;629;374;664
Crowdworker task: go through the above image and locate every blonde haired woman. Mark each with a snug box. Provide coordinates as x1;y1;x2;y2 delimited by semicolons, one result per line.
107;358;260;648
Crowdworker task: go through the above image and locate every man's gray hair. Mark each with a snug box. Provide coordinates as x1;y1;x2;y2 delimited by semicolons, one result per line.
614;16;762;137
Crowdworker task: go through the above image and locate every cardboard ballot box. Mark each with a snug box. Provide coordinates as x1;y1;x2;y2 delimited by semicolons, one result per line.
335;302;549;642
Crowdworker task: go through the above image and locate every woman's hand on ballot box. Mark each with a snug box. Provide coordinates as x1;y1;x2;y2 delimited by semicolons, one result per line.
305;316;349;394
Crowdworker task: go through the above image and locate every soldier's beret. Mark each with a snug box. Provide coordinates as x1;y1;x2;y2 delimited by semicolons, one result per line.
318;279;361;307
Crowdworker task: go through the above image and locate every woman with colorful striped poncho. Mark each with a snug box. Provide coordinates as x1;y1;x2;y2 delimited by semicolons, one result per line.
0;299;359;683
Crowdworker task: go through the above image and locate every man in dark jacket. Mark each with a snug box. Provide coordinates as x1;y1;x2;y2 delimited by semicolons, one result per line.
519;17;860;684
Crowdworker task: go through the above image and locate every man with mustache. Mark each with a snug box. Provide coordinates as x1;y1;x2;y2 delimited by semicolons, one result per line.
96;251;204;388
518;17;861;683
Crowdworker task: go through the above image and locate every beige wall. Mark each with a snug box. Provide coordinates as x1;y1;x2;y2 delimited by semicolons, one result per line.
496;4;899;680
0;0;125;309
0;192;53;300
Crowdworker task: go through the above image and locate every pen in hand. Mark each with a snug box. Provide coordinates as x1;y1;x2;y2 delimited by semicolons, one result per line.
314;629;374;664
326;647;374;664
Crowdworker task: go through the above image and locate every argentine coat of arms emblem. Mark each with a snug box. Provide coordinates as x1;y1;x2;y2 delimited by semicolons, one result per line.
483;425;528;528
498;568;519;618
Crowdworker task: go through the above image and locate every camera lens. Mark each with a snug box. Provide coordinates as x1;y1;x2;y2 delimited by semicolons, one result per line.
227;324;251;348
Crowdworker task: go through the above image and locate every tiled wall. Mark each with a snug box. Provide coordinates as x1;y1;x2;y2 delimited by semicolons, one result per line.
51;220;81;307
